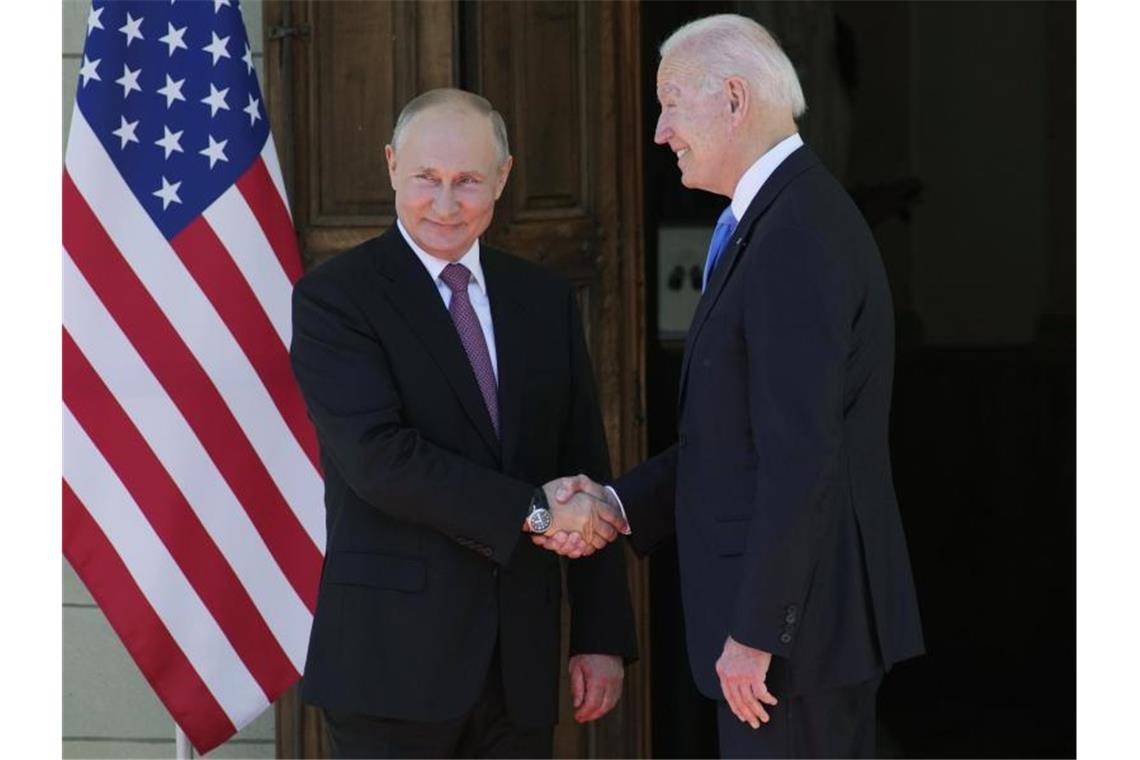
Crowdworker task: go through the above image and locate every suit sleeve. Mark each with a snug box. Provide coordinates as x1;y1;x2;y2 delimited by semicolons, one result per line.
290;269;535;566
559;290;639;661
730;225;849;658
611;444;678;557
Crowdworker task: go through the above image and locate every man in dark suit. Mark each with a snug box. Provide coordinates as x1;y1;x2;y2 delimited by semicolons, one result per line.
290;88;637;758
541;14;923;758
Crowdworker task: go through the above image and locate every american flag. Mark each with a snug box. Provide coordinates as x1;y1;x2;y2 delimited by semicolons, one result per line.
62;0;324;753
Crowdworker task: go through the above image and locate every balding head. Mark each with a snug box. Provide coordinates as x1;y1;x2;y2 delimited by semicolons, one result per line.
391;88;511;167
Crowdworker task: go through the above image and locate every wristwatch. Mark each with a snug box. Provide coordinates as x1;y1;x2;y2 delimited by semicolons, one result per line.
525;488;552;534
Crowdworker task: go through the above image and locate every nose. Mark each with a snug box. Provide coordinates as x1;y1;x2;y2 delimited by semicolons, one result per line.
433;185;459;217
654;112;671;145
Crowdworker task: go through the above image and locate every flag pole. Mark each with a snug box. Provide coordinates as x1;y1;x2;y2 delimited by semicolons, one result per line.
175;725;193;759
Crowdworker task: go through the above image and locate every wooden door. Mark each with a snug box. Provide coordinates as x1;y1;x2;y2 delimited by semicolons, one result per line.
263;1;648;756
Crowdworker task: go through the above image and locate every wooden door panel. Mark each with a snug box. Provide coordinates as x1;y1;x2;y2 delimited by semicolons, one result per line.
506;1;585;214
312;0;407;220
469;0;597;281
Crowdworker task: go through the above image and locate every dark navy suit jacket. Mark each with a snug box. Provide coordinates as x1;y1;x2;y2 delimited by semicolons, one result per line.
290;228;637;727
615;145;923;699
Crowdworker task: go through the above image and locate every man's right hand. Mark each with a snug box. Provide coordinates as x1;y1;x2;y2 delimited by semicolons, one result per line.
547;490;619;551
550;473;609;504
530;475;628;558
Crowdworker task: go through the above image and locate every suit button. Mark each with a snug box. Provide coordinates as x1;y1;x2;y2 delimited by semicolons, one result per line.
779;633;793;645
785;612;797;624
482;546;493;558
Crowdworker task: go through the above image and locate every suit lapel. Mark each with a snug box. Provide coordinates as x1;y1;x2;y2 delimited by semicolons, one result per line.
677;145;820;410
676;233;746;411
372;228;502;462
481;249;527;474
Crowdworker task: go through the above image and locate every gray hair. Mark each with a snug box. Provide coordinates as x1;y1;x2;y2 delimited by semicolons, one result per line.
660;14;806;118
391;88;511;166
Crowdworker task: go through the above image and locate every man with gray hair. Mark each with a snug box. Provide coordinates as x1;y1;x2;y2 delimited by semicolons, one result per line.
543;14;924;758
290;88;637;757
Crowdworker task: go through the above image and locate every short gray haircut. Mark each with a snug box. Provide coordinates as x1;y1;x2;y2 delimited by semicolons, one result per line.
391;88;511;166
660;14;806;118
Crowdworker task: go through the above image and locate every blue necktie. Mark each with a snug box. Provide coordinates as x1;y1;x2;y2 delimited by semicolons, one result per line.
702;205;738;292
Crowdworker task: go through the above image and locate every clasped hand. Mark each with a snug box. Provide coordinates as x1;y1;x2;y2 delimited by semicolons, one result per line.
531;475;628;558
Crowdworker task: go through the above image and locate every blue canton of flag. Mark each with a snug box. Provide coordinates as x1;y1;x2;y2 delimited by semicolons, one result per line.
77;0;269;240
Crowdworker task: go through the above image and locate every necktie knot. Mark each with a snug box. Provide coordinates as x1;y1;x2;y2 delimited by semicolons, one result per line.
440;263;472;294
716;205;738;229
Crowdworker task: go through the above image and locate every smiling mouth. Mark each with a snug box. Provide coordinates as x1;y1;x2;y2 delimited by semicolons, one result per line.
675;148;689;160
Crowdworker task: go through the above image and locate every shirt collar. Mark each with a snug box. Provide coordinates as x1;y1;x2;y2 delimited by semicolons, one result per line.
729;133;804;221
396;218;487;294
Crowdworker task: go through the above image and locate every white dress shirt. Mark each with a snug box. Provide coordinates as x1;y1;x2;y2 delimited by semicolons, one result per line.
397;220;499;381
729;132;804;222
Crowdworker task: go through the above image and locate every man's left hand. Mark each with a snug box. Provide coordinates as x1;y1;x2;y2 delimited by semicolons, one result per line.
568;654;624;723
715;636;778;729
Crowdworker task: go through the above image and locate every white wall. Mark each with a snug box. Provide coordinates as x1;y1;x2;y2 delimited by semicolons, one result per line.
62;2;277;756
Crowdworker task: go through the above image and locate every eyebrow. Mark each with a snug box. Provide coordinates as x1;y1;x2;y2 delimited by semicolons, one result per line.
413;167;486;179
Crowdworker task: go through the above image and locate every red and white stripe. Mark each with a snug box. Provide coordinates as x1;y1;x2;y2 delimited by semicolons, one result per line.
63;106;324;752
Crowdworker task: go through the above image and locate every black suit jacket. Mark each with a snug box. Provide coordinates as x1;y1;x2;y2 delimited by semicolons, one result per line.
615;145;923;699
290;227;637;727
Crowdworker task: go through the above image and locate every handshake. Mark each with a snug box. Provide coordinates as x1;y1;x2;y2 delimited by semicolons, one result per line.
524;475;630;558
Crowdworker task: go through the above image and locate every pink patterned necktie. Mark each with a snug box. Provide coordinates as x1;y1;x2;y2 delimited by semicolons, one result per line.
439;263;500;437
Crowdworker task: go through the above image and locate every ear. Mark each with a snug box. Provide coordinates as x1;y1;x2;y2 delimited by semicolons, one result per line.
493;155;514;200
384;144;398;189
725;76;750;126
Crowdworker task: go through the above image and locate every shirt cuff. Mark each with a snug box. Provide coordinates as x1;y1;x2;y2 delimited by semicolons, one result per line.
604;485;632;535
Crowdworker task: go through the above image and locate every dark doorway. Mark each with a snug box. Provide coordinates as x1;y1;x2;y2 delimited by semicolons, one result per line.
640;2;1075;757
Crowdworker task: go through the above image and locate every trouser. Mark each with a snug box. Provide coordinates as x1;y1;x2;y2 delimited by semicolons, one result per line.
716;676;882;759
322;649;553;759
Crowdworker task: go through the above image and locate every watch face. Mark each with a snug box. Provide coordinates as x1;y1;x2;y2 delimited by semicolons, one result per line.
529;508;552;534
